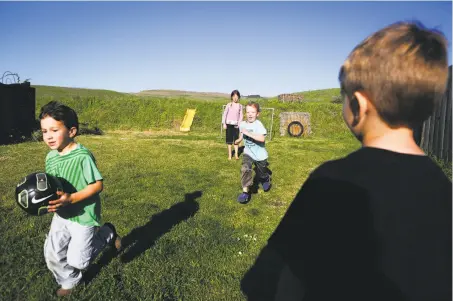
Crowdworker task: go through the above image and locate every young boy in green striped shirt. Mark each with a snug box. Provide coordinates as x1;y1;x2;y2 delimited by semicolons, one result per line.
40;101;121;297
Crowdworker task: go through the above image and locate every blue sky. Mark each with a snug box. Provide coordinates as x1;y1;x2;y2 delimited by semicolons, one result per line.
0;1;451;96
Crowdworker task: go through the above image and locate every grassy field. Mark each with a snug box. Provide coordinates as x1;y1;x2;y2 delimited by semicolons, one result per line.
1;85;450;300
32;86;351;141
294;88;341;102
0;130;360;300
135;89;231;101
34;85;128;99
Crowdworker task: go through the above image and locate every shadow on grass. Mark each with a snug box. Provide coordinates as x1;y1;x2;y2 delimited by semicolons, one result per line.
232;145;245;158
120;190;201;263
83;191;202;285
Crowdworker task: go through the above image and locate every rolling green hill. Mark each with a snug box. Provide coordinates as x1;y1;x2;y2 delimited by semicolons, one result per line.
32;85;127;99
32;85;347;140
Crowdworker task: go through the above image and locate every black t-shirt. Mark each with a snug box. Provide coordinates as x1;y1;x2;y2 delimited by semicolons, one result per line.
268;147;452;301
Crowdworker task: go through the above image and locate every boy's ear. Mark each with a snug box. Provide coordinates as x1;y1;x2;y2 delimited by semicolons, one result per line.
69;127;77;138
351;91;371;126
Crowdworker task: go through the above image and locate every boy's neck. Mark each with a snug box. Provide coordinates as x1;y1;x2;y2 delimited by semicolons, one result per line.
58;140;78;155
362;127;425;155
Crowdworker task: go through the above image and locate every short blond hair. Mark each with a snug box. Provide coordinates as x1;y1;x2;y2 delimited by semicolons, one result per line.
339;21;449;128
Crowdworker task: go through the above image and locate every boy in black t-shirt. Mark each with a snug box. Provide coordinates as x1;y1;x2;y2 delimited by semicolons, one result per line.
260;21;452;301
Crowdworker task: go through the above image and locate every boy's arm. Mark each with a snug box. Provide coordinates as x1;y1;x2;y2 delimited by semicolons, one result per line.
242;130;265;142
48;180;103;212
48;154;103;212
242;122;267;142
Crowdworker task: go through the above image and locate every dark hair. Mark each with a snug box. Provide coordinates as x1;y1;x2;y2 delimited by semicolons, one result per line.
39;101;79;132
246;101;261;112
231;90;241;100
339;21;448;128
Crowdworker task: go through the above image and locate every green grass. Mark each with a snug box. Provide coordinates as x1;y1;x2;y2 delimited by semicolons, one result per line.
135;89;231;102
0;132;360;300
1;85;450;299
34;86;350;141
429;154;453;181
33;85;127;99
293;88;341;102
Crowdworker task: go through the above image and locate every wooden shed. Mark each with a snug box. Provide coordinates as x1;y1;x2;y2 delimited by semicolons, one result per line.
416;65;452;163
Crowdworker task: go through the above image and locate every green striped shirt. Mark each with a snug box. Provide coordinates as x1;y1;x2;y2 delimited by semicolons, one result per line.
45;144;103;226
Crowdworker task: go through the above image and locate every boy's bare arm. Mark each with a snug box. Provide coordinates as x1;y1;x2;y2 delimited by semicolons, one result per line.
48;180;103;212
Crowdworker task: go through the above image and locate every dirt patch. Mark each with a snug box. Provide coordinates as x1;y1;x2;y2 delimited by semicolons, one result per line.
268;199;287;208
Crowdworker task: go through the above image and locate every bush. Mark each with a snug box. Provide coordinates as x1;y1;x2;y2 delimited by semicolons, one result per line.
31;130;43;142
331;95;343;104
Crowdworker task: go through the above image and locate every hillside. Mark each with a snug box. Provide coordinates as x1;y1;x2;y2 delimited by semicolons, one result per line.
31;85;348;141
293;88;341;102
32;85;127;99
20;84;453;178
31;85;341;102
135;89;231;100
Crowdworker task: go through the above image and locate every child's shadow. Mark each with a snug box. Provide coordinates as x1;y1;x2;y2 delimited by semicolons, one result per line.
232;146;245;158
120;191;201;263
83;191;202;285
249;169;273;195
